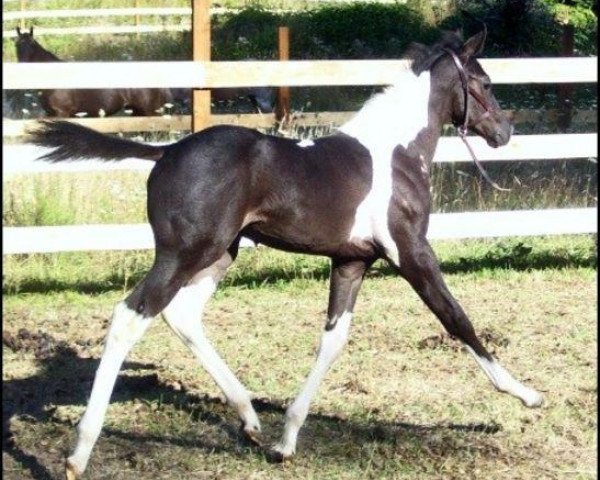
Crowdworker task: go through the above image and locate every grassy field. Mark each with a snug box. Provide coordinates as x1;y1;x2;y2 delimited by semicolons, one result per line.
2;236;597;479
3;2;597;478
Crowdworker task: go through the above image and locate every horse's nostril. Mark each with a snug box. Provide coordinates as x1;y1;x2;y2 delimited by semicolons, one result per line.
493;129;510;146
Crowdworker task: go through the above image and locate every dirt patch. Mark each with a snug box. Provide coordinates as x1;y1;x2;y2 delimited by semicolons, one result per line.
3;329;76;360
417;328;509;353
2;264;596;479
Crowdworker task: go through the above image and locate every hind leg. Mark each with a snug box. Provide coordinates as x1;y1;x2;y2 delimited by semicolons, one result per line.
65;301;153;480
66;247;226;480
161;244;261;442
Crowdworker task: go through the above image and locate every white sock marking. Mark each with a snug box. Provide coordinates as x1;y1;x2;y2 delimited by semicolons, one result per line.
340;72;431;267
162;275;259;431
275;311;353;457
465;346;543;408
68;302;153;475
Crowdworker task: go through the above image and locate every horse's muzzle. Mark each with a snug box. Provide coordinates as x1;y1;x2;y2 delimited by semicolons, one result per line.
482;115;512;148
489;125;512;147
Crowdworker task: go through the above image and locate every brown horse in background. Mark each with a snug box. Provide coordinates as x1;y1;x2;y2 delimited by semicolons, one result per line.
15;27;275;118
14;27;171;117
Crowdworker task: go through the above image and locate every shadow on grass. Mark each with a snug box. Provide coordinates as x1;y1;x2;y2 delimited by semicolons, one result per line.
4;242;596;296
3;331;505;479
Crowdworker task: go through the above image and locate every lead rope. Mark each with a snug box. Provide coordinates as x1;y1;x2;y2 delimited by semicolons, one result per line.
458;130;511;192
443;48;511;192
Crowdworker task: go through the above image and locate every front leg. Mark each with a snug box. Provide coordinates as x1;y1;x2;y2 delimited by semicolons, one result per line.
270;257;374;461
393;234;543;408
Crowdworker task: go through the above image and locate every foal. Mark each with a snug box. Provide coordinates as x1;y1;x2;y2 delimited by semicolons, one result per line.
30;30;543;479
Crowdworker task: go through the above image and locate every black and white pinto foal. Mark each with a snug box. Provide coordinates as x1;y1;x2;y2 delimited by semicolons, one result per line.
31;30;543;480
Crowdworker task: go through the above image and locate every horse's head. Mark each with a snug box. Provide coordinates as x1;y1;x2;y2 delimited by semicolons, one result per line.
411;30;512;148
447;30;512;147
15;26;37;62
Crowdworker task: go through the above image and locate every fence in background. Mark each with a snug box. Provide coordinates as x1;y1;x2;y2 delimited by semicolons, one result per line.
2;57;597;254
3;109;597;138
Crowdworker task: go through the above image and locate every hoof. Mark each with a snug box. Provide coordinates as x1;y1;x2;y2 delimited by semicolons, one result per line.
241;427;264;447
522;390;544;408
65;459;80;480
265;445;294;464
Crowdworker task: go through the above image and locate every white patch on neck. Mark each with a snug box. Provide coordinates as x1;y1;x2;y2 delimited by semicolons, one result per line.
297;139;315;148
340;72;431;266
339;71;431;153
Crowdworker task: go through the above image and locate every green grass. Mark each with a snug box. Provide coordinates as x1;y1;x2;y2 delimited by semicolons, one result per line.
3;171;148;227
2;239;597;479
3;235;597;295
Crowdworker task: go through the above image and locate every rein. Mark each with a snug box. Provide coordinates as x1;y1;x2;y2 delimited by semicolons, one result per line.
443;48;511;192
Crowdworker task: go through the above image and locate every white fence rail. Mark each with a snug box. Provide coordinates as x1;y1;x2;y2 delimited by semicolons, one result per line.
4;25;190;37
3;134;597;176
3;58;598;89
3;7;192;21
3;209;596;255
1;6;281;38
2;57;597;254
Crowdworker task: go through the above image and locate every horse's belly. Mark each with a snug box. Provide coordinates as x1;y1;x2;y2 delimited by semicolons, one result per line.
245;212;377;259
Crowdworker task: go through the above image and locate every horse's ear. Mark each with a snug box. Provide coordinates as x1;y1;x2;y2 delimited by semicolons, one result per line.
30;26;34;36
460;29;486;61
16;26;21;36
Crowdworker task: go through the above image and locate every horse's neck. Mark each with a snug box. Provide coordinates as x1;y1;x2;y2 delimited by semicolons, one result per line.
339;71;442;163
34;43;61;62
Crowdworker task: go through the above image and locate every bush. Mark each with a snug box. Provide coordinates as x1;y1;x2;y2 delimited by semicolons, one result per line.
286;3;436;59
440;0;597;56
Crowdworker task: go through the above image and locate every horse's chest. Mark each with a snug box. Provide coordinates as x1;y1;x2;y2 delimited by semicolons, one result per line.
347;155;399;263
346;147;430;266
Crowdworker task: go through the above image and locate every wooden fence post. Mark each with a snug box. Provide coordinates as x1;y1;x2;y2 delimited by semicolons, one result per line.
192;0;211;132
134;0;140;38
20;0;26;30
275;26;290;124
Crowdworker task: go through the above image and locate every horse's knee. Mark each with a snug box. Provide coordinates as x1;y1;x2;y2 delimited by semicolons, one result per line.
125;281;178;319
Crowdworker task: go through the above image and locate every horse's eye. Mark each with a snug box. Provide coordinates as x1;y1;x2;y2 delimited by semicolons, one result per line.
482;81;491;91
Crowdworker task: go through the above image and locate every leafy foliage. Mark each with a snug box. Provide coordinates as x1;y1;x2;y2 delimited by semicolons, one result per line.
439;0;597;56
286;3;437;59
211;3;438;60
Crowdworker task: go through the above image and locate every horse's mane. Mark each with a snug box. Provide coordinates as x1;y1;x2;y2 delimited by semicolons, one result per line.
405;31;465;75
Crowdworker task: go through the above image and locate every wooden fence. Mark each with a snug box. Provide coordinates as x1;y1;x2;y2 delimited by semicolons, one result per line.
2;57;598;254
3;57;597;133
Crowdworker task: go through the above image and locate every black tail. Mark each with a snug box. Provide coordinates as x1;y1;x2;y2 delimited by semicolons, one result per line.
28;120;166;163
